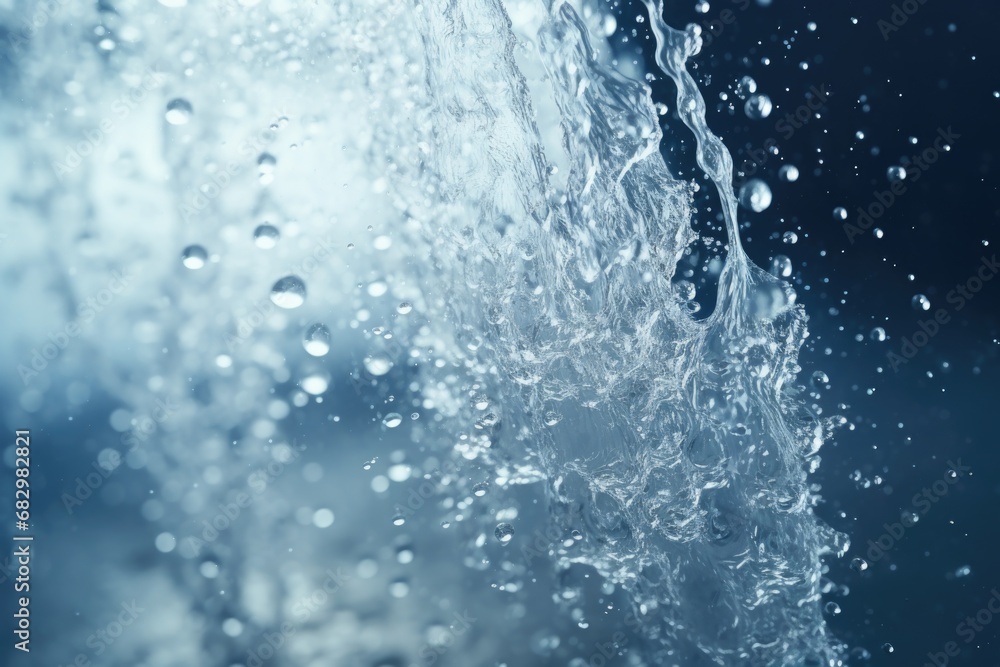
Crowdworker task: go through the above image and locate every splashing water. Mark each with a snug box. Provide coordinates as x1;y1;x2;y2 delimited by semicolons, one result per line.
1;0;847;664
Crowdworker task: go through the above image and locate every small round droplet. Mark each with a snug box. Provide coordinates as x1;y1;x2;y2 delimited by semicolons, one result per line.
253;224;280;249
778;164;799;182
870;327;887;342
181;244;208;270
782;231;798;244
833;207;848;221
887;165;906;183
811;370;830;387
494;523;514;545
472;481;489;497
739;179;772;213
382;413;402;428
302;324;331;357
270;275;306;309
392;513;405;527
397;302;413;315
165;98;193;125
912;294;931;312
300;372;329;395
824;601;841;616
744;94;773;120
851;557;869;573
881;643;894;655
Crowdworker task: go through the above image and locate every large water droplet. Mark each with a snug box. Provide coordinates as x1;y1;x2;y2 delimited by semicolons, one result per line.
270;276;306;309
303;324;331;356
744;94;772;120
253;224;280;249
739;179;772;213
364;353;393;376
494;522;514;544
181;244;208;270
382;413;402;428
165;98;193;125
778;164;799;182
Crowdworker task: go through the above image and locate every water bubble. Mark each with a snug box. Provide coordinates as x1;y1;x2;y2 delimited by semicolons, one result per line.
782;231;798;244
181;244;208;270
778;164;799;182
300;372;329;395
257;153;277;185
833;207;848;221
165;98;193;125
397;302;413;315
303;324;332;357
382;413;402;428
953;565;972;578
886;165;906;183
744;94;773;120
392;513;405;526
736;75;757;98
739;179;772;213
473;481;489;497
824;602;841;616
364;353;393;376
253;224;280;249
912;294;931;311
769;255;792;278
270;276;307;309
494;522;514;544
881;643;894;655
850;557;869;573
870;327;887;342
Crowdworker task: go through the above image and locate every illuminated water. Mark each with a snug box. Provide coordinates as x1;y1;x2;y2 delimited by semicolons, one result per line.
1;0;848;664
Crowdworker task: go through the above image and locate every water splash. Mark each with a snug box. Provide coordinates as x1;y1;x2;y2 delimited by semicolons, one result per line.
1;0;846;664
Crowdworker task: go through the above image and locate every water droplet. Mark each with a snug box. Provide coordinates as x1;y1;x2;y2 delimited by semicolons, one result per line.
744;94;772;120
912;294;931;311
735;75;757;98
270;276;306;309
300;372;329;395
397;302;412;315
870;327;886;342
364;353;393;376
778;164;799;182
674;280;696;301
851;557;869;573
165;98;193;125
382;413;402;428
494;522;514;544
739;179;772;213
473;481;489;497
881;643;894;654
782;231;798;244
833;207;848;221
257;153;277;185
253;224;280;249
303;324;331;357
769;255;792;278
887;165;906;183
811;370;830;387
181;244;208;270
392;513;405;526
824;602;841;616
